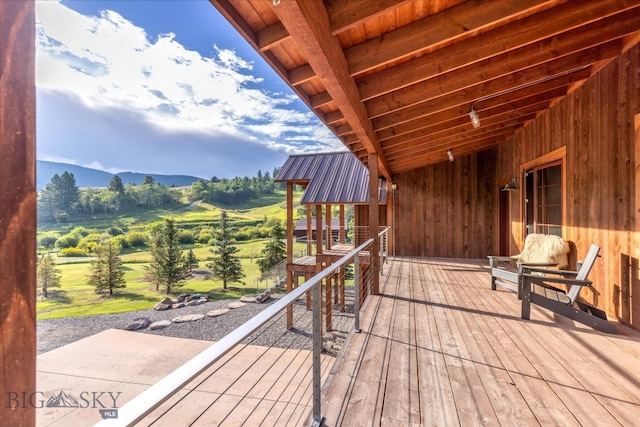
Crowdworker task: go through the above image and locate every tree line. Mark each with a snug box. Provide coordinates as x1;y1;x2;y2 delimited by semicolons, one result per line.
38;169;283;223
188;170;278;205
37;172;182;222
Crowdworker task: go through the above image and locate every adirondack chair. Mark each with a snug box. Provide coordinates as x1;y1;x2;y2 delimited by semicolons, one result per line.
520;244;617;334
489;233;570;297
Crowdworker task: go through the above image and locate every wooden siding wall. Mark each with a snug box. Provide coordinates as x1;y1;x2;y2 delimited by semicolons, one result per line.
496;43;640;329
354;205;387;246
0;1;37;424
393;150;498;257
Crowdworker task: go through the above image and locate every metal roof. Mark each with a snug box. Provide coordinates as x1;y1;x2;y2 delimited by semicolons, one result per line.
275;151;386;205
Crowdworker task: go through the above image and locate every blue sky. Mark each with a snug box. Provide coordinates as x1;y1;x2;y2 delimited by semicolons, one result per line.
35;0;344;179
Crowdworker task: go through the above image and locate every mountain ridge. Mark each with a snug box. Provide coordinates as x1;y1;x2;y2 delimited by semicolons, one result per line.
37;160;203;190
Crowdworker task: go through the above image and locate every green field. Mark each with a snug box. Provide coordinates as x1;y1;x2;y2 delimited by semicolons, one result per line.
37;191;304;320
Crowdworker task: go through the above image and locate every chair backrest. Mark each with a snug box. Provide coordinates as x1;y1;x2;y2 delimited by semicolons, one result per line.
514;233;571;268
567;244;600;304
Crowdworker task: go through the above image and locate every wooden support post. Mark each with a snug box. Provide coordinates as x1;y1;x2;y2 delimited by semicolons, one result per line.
286;182;294;328
340;266;346;312
326;204;332;250
369;153;380;295
306;205;313;255
315;204;323;255
0;2;36;425
339;204;345;243
386;181;394;256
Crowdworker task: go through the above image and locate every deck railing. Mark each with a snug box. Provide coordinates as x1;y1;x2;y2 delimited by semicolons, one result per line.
95;235;381;426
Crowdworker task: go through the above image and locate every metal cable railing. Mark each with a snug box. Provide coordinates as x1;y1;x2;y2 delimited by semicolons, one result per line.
95;237;378;427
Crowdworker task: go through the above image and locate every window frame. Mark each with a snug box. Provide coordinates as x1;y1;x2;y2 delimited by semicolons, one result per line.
520;147;566;238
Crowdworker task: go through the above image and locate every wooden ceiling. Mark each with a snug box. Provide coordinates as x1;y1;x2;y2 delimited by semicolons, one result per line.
210;0;640;180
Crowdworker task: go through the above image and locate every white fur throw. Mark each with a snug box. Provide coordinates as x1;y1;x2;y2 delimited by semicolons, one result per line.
512;233;570;269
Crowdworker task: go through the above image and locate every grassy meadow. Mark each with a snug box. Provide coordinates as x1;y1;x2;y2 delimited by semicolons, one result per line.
37;190;304;320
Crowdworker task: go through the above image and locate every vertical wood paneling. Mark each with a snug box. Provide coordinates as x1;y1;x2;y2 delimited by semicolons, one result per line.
0;1;36;424
394;150;498;258
496;43;640;329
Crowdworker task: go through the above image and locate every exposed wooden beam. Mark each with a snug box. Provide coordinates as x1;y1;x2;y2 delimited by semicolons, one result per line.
325;110;345;125
357;0;640;99
381;100;552;153
346;0;558;76
310;91;333;109
327;0;410;35
289;64;316;86
375;71;588;142
272;0;392;180
336;124;353;136
385;116;537;161
390;134;516;172
365;10;638;111
369;41;621;128
257;21;290;51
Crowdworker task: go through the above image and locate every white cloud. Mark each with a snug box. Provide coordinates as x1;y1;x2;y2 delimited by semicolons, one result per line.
35;0;340;157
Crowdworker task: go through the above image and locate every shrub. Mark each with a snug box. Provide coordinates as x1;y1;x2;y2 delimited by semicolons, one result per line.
59;247;87;257
55;234;79;249
125;231;148;247
69;226;91;238
197;232;212;244
38;232;60;249
233;228;252;242
106;226;124;236
78;233;108;254
110;235;129;249
178;230;195;244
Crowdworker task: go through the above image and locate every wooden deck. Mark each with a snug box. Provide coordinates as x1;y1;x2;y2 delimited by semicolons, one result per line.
321;257;640;426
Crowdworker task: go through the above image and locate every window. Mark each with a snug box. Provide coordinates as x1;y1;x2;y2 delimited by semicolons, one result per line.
525;161;562;236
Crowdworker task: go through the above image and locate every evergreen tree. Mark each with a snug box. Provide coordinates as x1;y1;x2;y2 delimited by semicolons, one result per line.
257;221;286;275
58;171;80;212
207;211;244;289
87;240;126;295
37;171;79;222
142;175;155;185
146;218;189;293
186;249;199;275
108;175;125;195
37;252;61;298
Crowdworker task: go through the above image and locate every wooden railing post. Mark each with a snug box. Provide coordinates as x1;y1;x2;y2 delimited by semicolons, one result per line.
369;153;380;295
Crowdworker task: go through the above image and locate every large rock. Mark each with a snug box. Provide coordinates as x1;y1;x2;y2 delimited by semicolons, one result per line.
125;317;151;331
207;308;230;318
228;301;245;309
240;295;257;303
159;297;173;305
172;302;185;309
171;314;205;323
154;303;171;311
185;299;203;307
149;320;172;330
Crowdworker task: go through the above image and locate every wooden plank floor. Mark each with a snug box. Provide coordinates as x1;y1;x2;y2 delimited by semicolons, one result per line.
321;257;640;426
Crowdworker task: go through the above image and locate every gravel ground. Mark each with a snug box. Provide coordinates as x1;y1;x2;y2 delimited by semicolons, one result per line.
37;292;356;355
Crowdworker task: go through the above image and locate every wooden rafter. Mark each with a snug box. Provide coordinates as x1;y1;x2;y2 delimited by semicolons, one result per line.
211;0;640;175
272;0;392;180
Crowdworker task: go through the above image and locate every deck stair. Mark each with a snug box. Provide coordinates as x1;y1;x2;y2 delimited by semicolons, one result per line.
255;259;287;303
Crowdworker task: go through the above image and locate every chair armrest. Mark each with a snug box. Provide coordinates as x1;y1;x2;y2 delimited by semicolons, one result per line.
488;256;514;262
521;266;578;277
488;255;515;268
521;274;591;287
517;262;557;268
